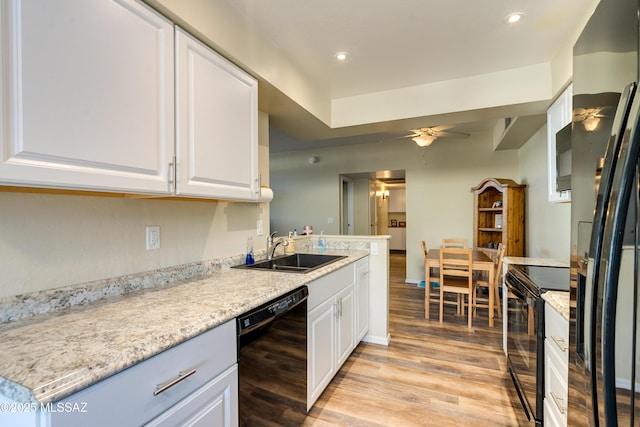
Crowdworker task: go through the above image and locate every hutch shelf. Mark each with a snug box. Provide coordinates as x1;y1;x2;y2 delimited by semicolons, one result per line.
471;178;525;257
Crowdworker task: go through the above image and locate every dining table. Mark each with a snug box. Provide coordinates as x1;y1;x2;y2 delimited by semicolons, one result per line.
424;248;497;327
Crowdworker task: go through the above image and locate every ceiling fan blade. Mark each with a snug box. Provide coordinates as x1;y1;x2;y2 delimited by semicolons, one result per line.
431;124;455;132
437;130;470;138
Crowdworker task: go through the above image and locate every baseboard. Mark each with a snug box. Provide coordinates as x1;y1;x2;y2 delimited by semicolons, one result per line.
362;334;391;346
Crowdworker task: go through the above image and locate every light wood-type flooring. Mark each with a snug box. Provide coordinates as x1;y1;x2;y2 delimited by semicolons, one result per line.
302;251;530;426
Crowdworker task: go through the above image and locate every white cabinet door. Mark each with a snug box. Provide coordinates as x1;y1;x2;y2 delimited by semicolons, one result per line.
49;320;236;427
307;297;336;409
355;259;370;342
336;284;355;367
0;0;174;194
175;28;259;200
546;84;572;202
544;305;569;427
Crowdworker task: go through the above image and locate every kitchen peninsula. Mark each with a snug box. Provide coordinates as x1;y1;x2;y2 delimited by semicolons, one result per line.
0;236;389;425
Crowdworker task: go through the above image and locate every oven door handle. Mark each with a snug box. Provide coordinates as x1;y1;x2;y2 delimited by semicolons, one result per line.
507;282;529;302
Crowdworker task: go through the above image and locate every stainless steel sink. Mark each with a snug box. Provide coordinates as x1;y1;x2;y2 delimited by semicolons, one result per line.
234;253;346;273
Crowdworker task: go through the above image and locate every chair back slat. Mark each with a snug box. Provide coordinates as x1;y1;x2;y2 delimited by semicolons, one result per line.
442;238;467;248
439;247;473;280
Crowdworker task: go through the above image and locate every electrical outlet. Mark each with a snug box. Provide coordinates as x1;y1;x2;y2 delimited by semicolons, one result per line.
370;242;378;255
327;217;334;224
146;226;160;250
256;220;264;236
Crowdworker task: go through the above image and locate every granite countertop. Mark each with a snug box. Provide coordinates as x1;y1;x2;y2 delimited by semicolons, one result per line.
542;291;570;321
0;248;368;405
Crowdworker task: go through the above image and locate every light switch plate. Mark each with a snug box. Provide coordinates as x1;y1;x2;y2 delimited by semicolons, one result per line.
146;226;160;250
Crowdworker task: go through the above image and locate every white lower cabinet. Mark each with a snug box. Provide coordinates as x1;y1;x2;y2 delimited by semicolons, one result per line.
307;258;369;410
544;304;569;427
49;320;238;427
308;295;338;408
355;258;370;342
335;284;356;368
145;365;237;427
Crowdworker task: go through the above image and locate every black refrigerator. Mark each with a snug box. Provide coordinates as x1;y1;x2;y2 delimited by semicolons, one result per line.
568;0;640;425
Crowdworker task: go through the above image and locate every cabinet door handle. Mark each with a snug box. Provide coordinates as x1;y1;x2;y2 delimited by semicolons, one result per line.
551;335;568;352
154;367;197;396
168;156;177;191
550;391;567;414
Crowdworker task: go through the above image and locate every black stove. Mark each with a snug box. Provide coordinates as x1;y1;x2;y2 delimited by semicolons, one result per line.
508;264;570;295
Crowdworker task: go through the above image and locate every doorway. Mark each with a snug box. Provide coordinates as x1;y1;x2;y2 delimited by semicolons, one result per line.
341;177;354;235
339;170;405;236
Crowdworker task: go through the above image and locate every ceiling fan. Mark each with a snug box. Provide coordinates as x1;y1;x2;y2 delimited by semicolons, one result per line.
573;107;614;132
403;126;470;147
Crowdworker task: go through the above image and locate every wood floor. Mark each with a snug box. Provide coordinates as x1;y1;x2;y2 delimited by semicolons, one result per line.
302;252;530;427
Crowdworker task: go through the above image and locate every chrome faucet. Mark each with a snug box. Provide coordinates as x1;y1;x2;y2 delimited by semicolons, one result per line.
267;231;289;260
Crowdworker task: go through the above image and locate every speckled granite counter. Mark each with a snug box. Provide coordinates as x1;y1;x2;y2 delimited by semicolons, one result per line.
0;247;368;405
542;291;570;321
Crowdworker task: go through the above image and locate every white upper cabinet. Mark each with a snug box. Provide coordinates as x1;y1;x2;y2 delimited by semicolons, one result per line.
0;1;260;201
0;0;175;194
175;28;259;200
547;84;573;203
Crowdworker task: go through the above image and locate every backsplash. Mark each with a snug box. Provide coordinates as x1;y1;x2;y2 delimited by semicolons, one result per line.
0;237;370;323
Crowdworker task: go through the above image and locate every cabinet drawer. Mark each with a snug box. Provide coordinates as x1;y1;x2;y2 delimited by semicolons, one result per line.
307;265;354;311
545;304;569;360
544;395;566;427
52;320;236;427
545;340;568;424
145;364;238;427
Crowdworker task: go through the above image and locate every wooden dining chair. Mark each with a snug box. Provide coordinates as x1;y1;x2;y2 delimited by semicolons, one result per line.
439;246;475;328
442;238;467;248
474;243;506;319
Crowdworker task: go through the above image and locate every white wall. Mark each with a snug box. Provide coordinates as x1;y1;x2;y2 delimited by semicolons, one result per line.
270;131;523;283
353;177;371;235
0;111;271;299
519;125;571;259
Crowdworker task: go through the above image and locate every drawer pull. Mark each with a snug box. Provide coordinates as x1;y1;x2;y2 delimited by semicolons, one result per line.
551;335;568;352
550;391;567;414
154;368;197;396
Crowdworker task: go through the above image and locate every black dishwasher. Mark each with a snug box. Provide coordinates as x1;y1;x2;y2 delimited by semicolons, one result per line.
237;286;308;426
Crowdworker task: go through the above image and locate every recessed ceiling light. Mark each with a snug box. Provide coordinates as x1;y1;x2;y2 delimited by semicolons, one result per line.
335;51;349;61
506;12;523;24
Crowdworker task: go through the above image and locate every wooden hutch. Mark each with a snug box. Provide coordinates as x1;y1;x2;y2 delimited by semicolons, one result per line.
471;178;525;257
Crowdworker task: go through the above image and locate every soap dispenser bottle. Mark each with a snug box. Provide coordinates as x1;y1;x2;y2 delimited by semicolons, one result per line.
245;236;255;264
285;231;295;254
318;231;326;253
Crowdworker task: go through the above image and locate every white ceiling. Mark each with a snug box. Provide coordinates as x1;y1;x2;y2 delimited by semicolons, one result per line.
219;0;599;151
